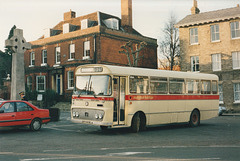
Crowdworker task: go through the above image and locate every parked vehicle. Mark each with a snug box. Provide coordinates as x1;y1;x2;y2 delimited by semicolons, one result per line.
0;100;50;131
219;106;227;116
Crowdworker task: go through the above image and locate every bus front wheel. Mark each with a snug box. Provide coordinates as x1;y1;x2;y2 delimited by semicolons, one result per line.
131;113;140;133
189;109;200;127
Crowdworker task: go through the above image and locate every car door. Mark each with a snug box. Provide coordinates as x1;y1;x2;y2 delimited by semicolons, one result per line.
14;102;35;126
0;102;16;127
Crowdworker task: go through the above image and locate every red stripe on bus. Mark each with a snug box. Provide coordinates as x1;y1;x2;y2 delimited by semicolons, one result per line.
125;95;219;101
72;96;114;101
72;95;219;101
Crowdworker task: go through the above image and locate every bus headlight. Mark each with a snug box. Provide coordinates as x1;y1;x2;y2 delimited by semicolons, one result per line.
76;112;79;117
73;112;76;117
99;114;103;119
95;114;99;119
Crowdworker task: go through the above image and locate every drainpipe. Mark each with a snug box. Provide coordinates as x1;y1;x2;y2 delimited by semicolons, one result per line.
93;34;97;64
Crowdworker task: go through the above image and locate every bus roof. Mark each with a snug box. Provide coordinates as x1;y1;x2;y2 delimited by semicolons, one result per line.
75;64;218;80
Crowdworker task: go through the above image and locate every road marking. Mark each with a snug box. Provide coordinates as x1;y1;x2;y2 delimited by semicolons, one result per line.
44;127;76;132
0;152;14;154
43;149;72;152
101;145;240;151
107;152;152;156
20;156;79;161
0;151;221;161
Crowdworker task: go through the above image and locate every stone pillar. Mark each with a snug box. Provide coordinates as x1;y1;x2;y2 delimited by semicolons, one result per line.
5;29;31;100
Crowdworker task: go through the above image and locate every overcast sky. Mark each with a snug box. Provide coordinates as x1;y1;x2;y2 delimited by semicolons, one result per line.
0;0;240;51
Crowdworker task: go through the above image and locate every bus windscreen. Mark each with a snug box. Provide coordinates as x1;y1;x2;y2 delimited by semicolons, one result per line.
74;75;111;96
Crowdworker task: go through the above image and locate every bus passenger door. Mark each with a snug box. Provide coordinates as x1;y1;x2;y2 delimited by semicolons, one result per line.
113;77;126;125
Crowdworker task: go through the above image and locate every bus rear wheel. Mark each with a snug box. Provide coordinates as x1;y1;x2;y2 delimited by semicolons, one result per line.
189;109;200;127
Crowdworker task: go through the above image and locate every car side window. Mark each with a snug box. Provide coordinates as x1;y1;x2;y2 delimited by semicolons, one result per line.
1;103;15;113
16;102;33;112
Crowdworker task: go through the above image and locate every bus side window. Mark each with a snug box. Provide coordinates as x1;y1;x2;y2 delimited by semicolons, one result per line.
150;77;168;94
212;80;218;94
186;79;200;94
130;76;149;94
201;80;211;94
169;78;185;94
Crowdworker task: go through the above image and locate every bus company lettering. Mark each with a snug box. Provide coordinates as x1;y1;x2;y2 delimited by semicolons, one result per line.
131;95;154;100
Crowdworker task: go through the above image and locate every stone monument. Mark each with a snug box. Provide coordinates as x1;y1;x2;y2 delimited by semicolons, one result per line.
5;28;31;100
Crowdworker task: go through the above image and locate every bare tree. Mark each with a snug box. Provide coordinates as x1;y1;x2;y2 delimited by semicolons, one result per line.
159;14;180;70
119;41;147;67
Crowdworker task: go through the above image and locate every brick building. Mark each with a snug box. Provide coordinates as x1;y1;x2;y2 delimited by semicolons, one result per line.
24;0;157;100
176;0;240;111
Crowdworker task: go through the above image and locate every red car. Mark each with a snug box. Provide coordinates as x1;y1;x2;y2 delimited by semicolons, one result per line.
0;100;50;131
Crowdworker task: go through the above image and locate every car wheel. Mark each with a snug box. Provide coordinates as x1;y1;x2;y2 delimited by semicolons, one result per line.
30;118;42;131
189;110;200;127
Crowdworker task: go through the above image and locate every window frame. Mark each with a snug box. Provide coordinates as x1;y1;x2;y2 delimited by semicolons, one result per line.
233;83;240;103
190;56;199;72
218;84;224;104
69;44;75;60
190;28;198;45
212;54;221;71
67;71;74;89
210;24;220;42
36;76;46;92
232;51;240;69
30;52;35;66
230;21;240;39
83;41;90;59
41;49;47;66
27;76;32;92
55;47;61;64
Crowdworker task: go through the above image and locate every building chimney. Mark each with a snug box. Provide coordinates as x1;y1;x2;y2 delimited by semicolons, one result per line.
64;9;76;21
191;0;200;14
121;0;132;27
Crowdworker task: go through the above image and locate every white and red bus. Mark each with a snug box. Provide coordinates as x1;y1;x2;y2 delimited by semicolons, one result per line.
71;64;219;132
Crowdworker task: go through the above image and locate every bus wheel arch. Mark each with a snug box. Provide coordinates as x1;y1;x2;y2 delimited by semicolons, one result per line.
131;111;146;133
189;109;200;127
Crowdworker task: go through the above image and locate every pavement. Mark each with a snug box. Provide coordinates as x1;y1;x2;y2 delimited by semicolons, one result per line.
222;113;240;116
59;111;71;121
